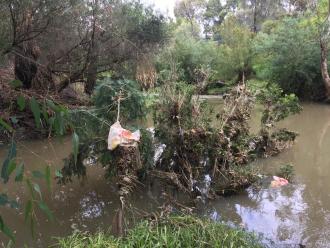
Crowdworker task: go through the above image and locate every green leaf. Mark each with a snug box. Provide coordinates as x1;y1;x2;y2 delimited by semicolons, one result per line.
26;179;35;200
42;104;49;123
0;215;15;241
30;97;41;128
38;201;54;221
30;215;36;239
0;118;13;132
32;170;45;179
9;79;23;89
1;141;17;183
24;200;33;222
72;132;79;165
15;163;24;182
6;159;16;179
17;95;26;111
33;183;42;199
46;100;60;112
45;166;51;193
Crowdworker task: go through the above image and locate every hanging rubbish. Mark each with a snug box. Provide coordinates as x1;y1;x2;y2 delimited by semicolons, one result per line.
107;121;140;150
270;176;289;188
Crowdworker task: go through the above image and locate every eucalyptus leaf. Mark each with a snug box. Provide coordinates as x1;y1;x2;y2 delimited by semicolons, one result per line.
24;200;33;222
30;97;41;128
0;215;15;241
33;183;42;199
1;141;17;183
17;95;26;111
38;201;54;221
72;132;79;165
6;159;17;179
15;163;24;182
0;118;13;132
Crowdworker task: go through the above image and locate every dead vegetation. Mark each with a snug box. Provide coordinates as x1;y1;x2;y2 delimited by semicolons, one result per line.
151;82;300;197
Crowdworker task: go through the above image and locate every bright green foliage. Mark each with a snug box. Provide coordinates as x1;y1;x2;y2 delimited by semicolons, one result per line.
254;18;323;100
156;16;254;87
156;22;219;85
215;16;254;82
56;215;263;248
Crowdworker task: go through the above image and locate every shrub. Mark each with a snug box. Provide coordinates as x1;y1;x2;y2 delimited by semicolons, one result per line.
254;18;324;100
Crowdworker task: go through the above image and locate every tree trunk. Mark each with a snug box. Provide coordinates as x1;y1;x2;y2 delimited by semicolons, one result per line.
85;40;99;95
13;10;39;89
14;44;39;89
320;0;330;99
84;0;100;95
252;0;258;33
320;40;330;98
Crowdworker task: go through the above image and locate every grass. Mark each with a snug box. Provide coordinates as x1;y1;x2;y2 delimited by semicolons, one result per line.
55;215;263;248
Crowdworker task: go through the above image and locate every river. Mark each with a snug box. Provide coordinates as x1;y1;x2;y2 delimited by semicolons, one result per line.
1;102;330;247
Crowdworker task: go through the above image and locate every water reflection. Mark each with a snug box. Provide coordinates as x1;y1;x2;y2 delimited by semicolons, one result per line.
80;191;105;219
201;103;330;247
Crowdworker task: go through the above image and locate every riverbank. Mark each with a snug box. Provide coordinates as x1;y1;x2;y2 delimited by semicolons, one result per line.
55;215;263;248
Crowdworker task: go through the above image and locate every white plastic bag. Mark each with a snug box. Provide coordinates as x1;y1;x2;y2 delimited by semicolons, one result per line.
107;121;141;150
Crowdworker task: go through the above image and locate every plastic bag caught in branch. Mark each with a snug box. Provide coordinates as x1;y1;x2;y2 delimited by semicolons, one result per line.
108;121;141;150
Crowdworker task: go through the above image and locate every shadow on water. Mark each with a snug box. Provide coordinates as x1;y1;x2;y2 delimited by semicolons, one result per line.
1;102;330;247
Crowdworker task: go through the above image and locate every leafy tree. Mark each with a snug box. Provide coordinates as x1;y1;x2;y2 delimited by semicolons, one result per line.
156;21;219;88
174;0;205;36
310;0;330;99
215;16;254;82
203;0;238;39
254;17;324;99
0;0;168;94
236;0;285;32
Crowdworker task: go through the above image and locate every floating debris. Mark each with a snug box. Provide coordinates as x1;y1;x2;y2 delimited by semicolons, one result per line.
270;176;289;188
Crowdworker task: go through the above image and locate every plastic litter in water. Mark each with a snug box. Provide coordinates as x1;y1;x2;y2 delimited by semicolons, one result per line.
270;176;289;188
107;121;140;150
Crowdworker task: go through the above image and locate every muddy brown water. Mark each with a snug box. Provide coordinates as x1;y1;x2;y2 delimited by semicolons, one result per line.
1;102;330;247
